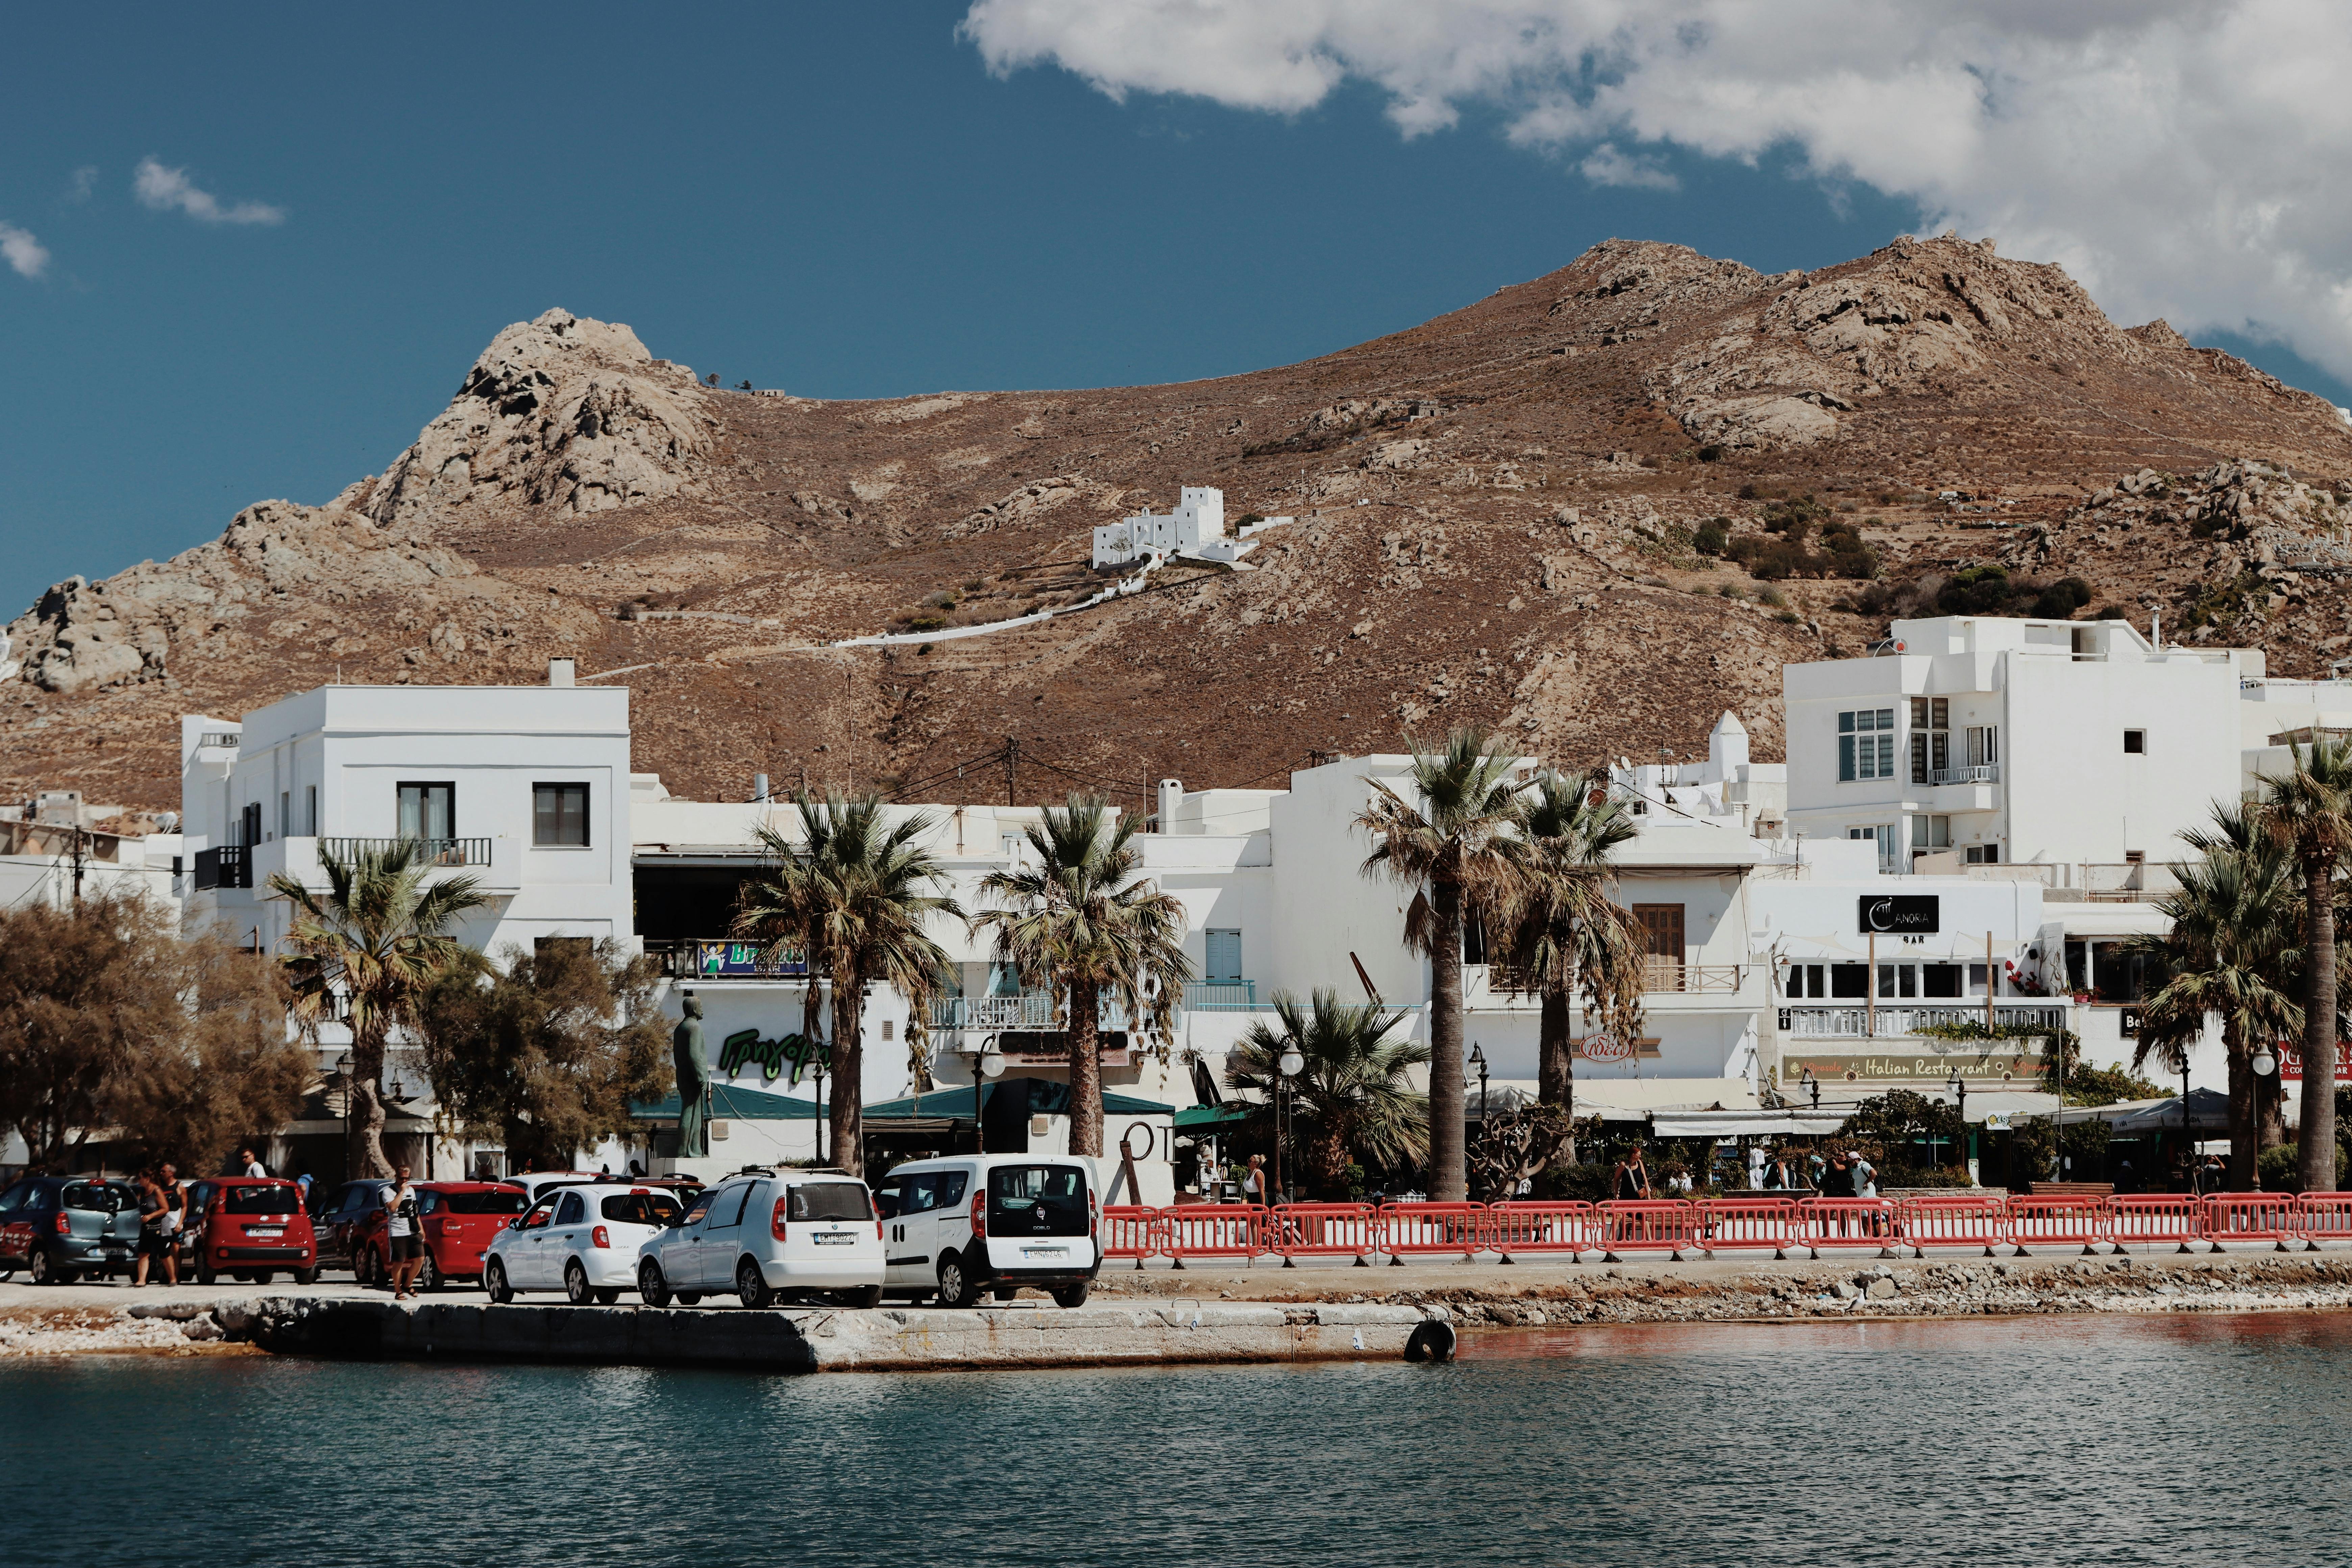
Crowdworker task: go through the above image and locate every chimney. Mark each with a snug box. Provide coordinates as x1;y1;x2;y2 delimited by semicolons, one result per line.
753;773;771;804
548;658;576;687
1156;778;1183;833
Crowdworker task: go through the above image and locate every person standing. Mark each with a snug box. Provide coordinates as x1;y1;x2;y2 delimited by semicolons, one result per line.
383;1165;424;1300
240;1147;267;1179
132;1167;177;1287
1747;1144;1768;1191
1613;1145;1652;1201
1241;1153;1267;1206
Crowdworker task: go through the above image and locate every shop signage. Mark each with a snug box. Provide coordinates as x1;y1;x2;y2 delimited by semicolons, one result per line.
1784;1050;2044;1083
1858;895;1939;934
1575;1034;1660;1062
694;940;807;978
717;1027;828;1086
2277;1041;2352;1082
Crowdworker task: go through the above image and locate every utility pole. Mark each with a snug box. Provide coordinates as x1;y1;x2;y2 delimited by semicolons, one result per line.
1004;736;1020;806
70;825;85;904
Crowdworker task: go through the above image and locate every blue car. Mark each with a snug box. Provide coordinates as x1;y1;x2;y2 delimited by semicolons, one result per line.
0;1177;144;1285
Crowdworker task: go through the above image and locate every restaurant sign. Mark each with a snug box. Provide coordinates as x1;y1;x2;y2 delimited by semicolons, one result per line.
1784;1050;2045;1084
716;1028;828;1086
694;940;808;978
1858;895;1939;934
2277;1041;2352;1082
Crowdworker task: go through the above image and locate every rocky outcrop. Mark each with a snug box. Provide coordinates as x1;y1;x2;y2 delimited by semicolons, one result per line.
355;309;715;530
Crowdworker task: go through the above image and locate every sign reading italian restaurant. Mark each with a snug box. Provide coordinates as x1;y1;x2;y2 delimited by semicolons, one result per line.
1784;1050;2045;1084
1858;895;1939;934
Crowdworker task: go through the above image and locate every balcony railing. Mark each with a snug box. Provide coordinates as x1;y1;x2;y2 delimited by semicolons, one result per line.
1644;961;1744;995
1781;1003;2069;1038
929;993;1134;1031
192;845;249;891
1183;981;1259;1010
317;836;492;868
1929;764;2001;785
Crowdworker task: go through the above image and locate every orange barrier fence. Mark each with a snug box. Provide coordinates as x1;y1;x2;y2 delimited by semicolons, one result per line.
1159;1204;1268;1267
1272;1203;1379;1267
2206;1193;2299;1252
1595;1199;1702;1260
1488;1202;1595;1260
1699;1198;1803;1258
1799;1197;1899;1255
1894;1195;2007;1257
1379;1203;1488;1264
2004;1196;2107;1255
2297;1193;2352;1247
2107;1195;2204;1254
1101;1206;1160;1269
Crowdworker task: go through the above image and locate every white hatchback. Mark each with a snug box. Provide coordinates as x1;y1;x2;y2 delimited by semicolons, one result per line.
875;1155;1102;1309
636;1169;884;1310
482;1183;687;1306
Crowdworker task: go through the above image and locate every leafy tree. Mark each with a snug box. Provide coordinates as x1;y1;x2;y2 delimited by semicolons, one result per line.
2262;735;2352;1190
1357;726;1529;1200
1501;769;1645;1152
414;939;672;1171
1836;1088;1964;1178
0;893;307;1172
1692;518;1730;556
1223;989;1427;1196
271;842;491;1179
1466;1103;1580;1201
974;796;1190;1157
735;792;962;1177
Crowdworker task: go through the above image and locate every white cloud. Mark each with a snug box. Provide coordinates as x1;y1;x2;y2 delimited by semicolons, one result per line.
132;157;285;226
1578;142;1676;191
0;222;49;279
68;166;97;202
962;0;2352;382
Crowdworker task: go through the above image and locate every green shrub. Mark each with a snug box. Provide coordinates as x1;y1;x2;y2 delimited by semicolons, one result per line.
1694;518;1731;556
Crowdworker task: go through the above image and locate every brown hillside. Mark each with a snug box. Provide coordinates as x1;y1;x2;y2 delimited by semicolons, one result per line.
7;234;2351;814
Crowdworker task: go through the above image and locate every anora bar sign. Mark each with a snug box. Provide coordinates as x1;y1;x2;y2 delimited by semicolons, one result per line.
1859;895;1939;933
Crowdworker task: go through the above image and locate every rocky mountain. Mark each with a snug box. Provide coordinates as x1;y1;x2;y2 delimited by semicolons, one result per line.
7;234;2351;814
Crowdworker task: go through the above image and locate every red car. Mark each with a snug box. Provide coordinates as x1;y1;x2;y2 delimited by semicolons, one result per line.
350;1181;530;1291
185;1177;317;1286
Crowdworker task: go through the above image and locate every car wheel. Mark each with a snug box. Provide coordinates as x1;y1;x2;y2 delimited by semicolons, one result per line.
735;1257;772;1310
485;1258;514;1305
349;1249;369;1288
936;1255;981;1309
196;1261;218;1287
564;1261;592;1306
419;1254;442;1293
638;1260;671;1308
0;1268;12;1283
1051;1282;1091;1309
27;1249;55;1287
675;1292;702;1307
594;1288;620;1306
292;1267;317;1287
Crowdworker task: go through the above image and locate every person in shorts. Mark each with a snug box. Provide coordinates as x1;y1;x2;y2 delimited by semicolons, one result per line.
383;1165;424;1299
133;1166;179;1286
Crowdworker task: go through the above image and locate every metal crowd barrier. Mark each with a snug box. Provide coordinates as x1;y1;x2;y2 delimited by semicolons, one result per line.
1119;1194;2352;1265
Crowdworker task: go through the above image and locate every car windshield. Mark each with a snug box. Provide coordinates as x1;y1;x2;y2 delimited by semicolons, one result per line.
222;1185;303;1215
602;1193;684;1227
987;1166;1088;1236
438;1190;529;1216
787;1183;874;1222
63;1183;120;1214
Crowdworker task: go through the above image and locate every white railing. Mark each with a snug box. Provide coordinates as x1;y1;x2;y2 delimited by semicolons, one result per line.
1930;764;2001;785
1782;1003;2069;1038
929;993;1134;1031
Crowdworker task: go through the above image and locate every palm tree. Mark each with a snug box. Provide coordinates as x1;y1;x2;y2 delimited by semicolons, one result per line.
2121;803;2302;1189
972;796;1192;1156
1356;726;1529;1201
733;791;962;1177
1503;768;1647;1132
1224;989;1428;1196
2262;736;2352;1190
272;842;490;1179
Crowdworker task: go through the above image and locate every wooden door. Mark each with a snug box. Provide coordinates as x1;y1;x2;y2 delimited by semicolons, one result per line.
1633;904;1685;992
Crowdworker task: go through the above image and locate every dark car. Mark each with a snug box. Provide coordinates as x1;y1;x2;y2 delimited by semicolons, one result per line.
181;1177;317;1286
309;1179;394;1277
349;1181;528;1290
0;1177;143;1285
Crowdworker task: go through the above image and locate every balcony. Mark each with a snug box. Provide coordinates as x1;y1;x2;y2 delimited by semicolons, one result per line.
192;845;249;891
929;993;1134;1031
317;836;492;868
1183;981;1260;1011
1644;961;1745;995
1929;764;2001;786
1781;1002;2069;1038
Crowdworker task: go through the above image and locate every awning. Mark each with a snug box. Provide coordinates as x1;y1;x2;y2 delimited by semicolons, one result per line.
2041;1088;2230;1133
1174;1103;1251;1132
632;1082;823;1122
864;1077;1174;1121
1566;1078;1762;1117
1652;1110;1852;1137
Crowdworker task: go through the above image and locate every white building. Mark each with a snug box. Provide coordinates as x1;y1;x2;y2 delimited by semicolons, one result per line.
1092;486;1264;568
0;791;181;917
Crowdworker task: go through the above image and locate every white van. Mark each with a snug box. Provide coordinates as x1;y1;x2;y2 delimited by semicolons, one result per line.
636;1167;883;1310
874;1155;1101;1308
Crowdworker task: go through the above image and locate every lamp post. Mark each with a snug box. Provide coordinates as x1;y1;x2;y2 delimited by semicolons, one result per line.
1801;1065;1820;1111
1946;1067;1969;1183
1276;1047;1304;1208
1469;1041;1489;1126
967;1033;1005;1156
2251;1045;2278;1185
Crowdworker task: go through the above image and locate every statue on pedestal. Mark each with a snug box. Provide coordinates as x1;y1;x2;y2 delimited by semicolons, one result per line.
673;996;711;1158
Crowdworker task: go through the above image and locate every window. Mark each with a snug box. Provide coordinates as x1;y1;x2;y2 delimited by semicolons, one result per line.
240;800;262;849
1205;929;1243;984
603;1192;682;1226
1460;916;1488;966
533;783;590;847
715;1184;753;1228
1923;963;1964;998
1911;815;1951;852
1908;698;1950;784
678;1189;718;1227
1838;708;1896;781
305;785;317;836
1830;963;1869;998
987;1165;1091;1236
1849;824;1898;872
2123;729;2146;755
1964;843;2001;865
1877;963;1917;999
554;1191;587;1225
397;782;455;841
786;1183;874;1222
1965;726;1999;768
1783;963;1825;998
278;791;290;839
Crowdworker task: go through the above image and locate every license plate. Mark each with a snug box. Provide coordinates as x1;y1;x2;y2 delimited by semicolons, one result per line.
248;1227;285;1238
1023;1246;1068;1259
813;1232;853;1245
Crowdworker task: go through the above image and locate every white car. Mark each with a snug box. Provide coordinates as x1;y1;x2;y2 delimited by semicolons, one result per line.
636;1168;884;1310
874;1155;1102;1308
483;1183;687;1306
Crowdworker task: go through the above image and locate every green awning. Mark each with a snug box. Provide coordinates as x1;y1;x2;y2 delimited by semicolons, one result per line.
1174;1103;1252;1131
631;1082;824;1121
864;1076;1174;1121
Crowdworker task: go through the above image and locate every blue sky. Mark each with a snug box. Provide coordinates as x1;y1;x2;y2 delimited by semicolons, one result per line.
3;3;2342;617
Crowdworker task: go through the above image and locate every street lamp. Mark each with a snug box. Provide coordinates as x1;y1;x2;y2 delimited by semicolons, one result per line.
1946;1067;1969;1182
2250;1046;2278;1179
1800;1065;1820;1110
967;1033;1005;1156
1276;1047;1304;1208
1469;1041;1489;1126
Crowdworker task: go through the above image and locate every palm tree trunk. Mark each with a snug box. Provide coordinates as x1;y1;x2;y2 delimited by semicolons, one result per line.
830;968;864;1178
349;1024;393;1179
1537;982;1572;1107
1310;1118;1349;1196
2225;1024;2257;1191
1068;982;1104;1157
2303;853;2339;1191
1428;880;1467;1201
